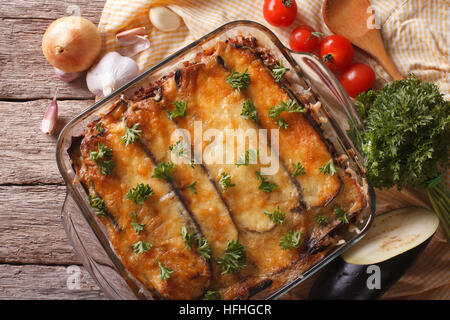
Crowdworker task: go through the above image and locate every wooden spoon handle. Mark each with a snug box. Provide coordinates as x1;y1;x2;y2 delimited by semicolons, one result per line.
376;49;403;81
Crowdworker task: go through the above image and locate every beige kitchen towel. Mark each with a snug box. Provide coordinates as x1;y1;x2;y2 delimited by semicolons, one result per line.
98;0;450;299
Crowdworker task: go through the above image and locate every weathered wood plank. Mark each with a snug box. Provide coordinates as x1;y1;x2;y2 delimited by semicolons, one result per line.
0;0;104;21
0;264;106;300
0;99;92;184
0;185;80;265
0;18;97;99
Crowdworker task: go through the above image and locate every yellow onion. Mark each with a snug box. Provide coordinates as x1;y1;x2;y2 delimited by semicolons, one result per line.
42;16;102;73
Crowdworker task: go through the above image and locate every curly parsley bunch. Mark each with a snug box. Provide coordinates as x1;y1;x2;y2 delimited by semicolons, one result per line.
356;76;449;190
356;76;450;240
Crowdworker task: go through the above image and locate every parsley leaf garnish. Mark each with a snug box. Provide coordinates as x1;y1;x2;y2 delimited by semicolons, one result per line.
240;99;259;121
157;260;173;280
315;215;329;227
126;183;154;205
88;195;107;217
226;68;251;91
272;61;290;82
181;226;195;249
90;143;115;175
269;99;304;128
197;237;211;261
334;206;349;224
217;240;246;275
319;160;337;176
186;181;197;194
131;241;152;254
292;162;306;176
263;206;286;224
90;142;112;160
256;171;279;192
236;149;259;167
279;231;303;250
120;123;142;145
152;162;174;180
166;101;187;120
130;212;145;234
95;122;103;132
169;140;188;158
219;172;235;193
203;291;221;300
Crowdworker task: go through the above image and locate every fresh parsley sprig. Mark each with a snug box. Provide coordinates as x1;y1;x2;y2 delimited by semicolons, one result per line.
181;226;195;249
90;143;115;175
269;99;305;128
203;291;221;300
226;69;251;91
319;160;337;176
126;183;154;205
157;260;173;280
130;212;145;234
166;101;187;120
120;123;142;145
186;181;197;194
132;241;152;254
334;205;349;224
219;172;235;193
152;162;174;180
236;149;259;167
279;231;303;250
263;206;286;224
88;195;107;217
217;240;246;275
240;99;259;121
197;237;211;261
256;171;279;192
292;162;306;176
169;140;188;158
271;61;290;82
315;215;329;227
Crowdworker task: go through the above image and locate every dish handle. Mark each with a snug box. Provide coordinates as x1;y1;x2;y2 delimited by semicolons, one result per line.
288;50;366;164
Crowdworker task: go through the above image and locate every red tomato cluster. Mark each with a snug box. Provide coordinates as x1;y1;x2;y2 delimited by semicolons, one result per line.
262;0;375;98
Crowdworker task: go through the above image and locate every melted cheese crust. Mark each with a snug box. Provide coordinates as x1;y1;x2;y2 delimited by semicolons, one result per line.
79;117;210;300
73;40;367;300
218;43;341;208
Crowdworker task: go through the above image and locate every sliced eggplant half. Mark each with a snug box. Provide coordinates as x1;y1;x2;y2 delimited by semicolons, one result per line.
309;207;439;300
342;207;439;265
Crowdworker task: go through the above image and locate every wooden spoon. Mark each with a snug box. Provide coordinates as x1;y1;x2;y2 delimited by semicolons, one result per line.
323;0;403;80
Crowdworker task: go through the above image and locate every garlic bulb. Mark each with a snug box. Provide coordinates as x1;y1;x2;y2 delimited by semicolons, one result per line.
86;52;139;97
149;7;181;32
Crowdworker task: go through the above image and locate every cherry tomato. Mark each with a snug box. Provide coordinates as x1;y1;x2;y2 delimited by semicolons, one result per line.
339;63;376;98
289;25;322;53
319;35;354;73
263;0;297;27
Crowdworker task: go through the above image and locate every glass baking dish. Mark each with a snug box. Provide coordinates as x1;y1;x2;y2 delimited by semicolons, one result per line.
56;20;376;300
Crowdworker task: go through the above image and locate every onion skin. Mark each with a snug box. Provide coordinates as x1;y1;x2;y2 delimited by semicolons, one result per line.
42;16;102;73
54;67;81;82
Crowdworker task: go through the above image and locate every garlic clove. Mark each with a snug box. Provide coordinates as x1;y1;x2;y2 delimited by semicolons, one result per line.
41;90;58;135
54;67;82;82
117;35;150;58
149;6;181;32
86;52;140;97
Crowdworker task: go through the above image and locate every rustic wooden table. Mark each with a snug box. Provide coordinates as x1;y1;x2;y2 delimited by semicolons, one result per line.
0;0;107;299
